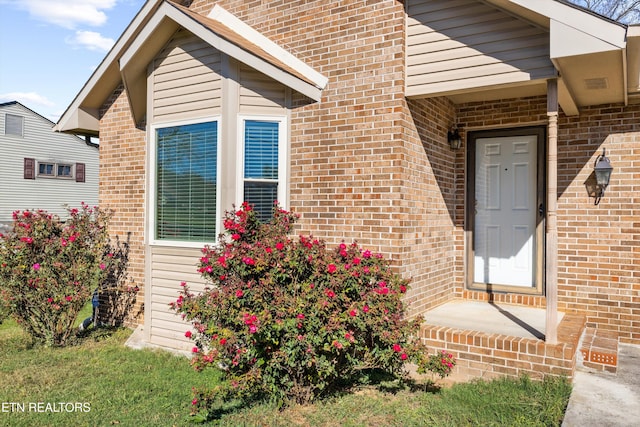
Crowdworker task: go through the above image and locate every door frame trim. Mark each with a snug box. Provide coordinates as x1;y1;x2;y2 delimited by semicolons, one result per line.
465;126;546;295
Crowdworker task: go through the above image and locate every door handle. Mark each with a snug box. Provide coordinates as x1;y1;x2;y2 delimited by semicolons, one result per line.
539;203;544;217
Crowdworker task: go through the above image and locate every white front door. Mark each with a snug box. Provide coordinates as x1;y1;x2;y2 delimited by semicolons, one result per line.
474;135;538;287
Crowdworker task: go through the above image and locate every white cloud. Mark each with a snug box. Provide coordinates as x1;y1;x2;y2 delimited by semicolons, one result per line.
2;0;118;29
67;30;115;52
0;92;55;108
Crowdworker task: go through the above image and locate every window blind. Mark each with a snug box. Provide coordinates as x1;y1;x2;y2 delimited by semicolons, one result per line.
156;121;217;242
243;120;279;222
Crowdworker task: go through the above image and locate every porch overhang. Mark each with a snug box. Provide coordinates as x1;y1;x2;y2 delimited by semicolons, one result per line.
54;0;327;136
406;0;631;117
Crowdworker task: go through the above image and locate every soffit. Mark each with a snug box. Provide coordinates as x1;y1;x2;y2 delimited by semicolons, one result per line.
434;0;629;115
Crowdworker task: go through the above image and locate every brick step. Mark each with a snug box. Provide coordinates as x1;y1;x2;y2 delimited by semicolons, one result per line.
578;327;618;373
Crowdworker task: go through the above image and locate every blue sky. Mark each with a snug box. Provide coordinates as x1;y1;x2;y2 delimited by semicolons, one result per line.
0;0;146;122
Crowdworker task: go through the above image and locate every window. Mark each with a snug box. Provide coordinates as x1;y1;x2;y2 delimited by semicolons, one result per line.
39;163;55;176
5;114;23;137
155;120;218;243
240;118;287;222
35;162;74;178
57;164;72;177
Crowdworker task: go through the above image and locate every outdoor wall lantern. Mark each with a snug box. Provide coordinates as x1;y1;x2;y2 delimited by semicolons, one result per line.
448;126;462;150
594;148;613;199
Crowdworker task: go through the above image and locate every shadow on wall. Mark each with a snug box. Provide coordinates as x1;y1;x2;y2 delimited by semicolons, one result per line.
406;97;459;225
96;232;142;327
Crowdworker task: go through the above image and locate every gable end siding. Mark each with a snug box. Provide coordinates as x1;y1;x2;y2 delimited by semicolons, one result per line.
152;29;223;123
406;0;556;97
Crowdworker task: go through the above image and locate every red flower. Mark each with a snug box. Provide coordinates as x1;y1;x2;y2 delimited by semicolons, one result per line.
325;289;335;298
399;285;407;293
327;264;337;273
65;296;72;302
400;353;408;360
236;289;244;298
363;305;370;313
297;313;305;320
393;344;402;353
362;250;372;258
349;309;357;317
275;242;285;251
191;398;198;405
185;330;192;338
219;338;227;345
192;347;199;353
243;257;255;266
231;233;241;240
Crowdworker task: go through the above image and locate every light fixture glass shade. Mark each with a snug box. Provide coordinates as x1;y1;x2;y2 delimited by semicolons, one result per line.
448;128;462;150
594;155;613;187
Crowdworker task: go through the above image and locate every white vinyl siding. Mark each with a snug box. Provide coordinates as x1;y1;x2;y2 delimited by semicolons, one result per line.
239;63;287;114
0;103;98;225
145;33;290;351
148;246;208;350
406;0;556;97
152;29;222;123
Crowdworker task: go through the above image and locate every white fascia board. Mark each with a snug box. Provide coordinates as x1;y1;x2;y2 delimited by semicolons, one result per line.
626;26;640;92
550;20;622;59
120;3;324;101
508;0;626;47
55;0;164;134
168;5;323;101
207;4;328;90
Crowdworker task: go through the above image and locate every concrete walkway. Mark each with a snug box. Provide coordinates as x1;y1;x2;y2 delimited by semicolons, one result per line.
563;344;640;426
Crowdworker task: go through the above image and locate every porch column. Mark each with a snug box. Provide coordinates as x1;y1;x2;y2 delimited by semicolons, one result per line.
546;79;559;344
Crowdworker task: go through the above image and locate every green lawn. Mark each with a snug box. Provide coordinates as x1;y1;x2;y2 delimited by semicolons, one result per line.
0;318;571;426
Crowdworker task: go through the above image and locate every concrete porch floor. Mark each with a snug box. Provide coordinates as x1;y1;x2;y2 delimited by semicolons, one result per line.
423;300;565;340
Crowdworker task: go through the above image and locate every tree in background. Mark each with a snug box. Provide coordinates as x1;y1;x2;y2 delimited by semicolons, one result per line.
567;0;640;23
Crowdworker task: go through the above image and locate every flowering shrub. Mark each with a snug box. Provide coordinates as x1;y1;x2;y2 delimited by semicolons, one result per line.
418;350;457;379
172;203;450;414
0;204;119;346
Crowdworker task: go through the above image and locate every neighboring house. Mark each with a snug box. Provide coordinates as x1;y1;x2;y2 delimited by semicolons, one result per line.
55;0;639;381
0;101;98;229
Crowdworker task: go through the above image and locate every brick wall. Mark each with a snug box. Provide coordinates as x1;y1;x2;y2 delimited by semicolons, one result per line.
99;85;147;324
95;1;639;346
556;104;640;344
457;97;640;344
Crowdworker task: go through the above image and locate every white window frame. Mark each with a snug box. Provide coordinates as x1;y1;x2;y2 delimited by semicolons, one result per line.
37;161;73;179
236;115;289;217
149;116;222;248
57;164;73;178
38;162;56;177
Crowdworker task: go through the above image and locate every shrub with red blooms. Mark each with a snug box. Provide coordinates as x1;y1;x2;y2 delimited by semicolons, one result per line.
172;203;449;415
0;204;120;346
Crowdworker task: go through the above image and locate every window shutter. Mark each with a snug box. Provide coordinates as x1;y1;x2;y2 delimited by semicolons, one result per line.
24;158;35;179
75;163;85;182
